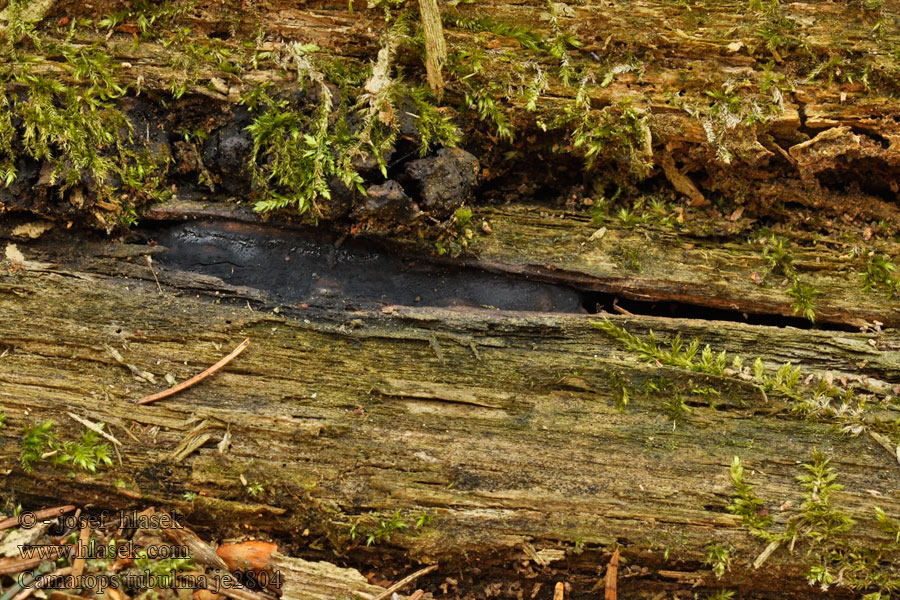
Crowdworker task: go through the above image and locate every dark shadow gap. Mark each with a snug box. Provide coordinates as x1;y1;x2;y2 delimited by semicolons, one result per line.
136;218;855;332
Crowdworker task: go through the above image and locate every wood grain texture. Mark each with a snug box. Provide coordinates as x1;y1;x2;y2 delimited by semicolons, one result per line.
1;230;899;596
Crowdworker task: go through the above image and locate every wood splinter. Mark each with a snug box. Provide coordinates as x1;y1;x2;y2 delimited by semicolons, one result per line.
136;338;251;405
605;548;619;600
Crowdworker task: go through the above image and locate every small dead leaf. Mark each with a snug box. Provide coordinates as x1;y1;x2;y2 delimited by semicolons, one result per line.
751;272;762;285
727;206;744;221
216;540;278;572
217;430;231;455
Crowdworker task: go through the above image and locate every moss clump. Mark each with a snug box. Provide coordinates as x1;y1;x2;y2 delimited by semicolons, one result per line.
0;8;172;227
760;236;821;322
20;420;114;474
595;320;898;443
244;18;460;216
860;252;900;299
594;319;728;376
728;451;900;595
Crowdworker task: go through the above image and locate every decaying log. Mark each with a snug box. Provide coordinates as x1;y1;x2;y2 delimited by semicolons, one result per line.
1;0;899;227
1;215;899;598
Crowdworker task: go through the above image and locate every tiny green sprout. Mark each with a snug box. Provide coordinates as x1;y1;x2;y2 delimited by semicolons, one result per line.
414;511;434;529
590;198;609;225
572;538;585;554
762;235;793;275
704;591;735;600
134;550;195;588
704;545;732;580
807;561;835;592
608;371;630;411
246;482;266;497
617;207;638;227
366;510;407;546
861;253;900;299
759;236;819;321
0;409;6;427
55;427;114;473
787;279;820;322
874;506;900;542
182;491;198;501
2;502;23;517
663;393;691;424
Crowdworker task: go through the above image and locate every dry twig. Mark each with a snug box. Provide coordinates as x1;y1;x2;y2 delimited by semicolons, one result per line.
137;339;251;405
372;565;439;600
0;505;75;531
70;522;92;578
145;255;163;295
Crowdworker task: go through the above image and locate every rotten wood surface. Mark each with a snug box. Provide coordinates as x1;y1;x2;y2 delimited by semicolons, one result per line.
1;221;899;598
461;204;900;329
2;0;900;229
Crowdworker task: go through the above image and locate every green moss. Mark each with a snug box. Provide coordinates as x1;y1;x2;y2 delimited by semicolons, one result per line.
20;419;55;473
563;91;653;179
454;206;473;228
246;20;460;215
747;0;807;59
608;370;630;411
20;420;113;474
0;10;174;227
727;451;900;595
704;544;733;579
443;14;547;54
594;320;727;376
596;320;896;443
97;0;195;41
860;253;900;299
727;455;773;533
760;236;821;322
